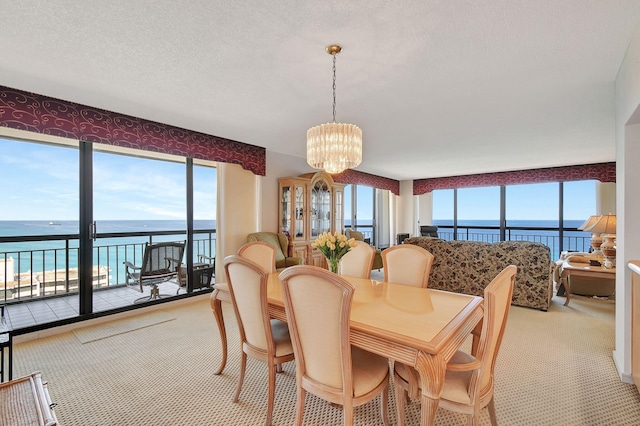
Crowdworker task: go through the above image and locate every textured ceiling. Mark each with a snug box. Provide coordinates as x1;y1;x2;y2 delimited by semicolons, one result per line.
1;1;640;180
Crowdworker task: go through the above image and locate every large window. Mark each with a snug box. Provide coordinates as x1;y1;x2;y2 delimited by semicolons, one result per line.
431;181;597;257
0;138;80;312
0;136;218;326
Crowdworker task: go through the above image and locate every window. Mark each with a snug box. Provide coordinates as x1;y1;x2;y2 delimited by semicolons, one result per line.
457;186;500;241
0;135;218;326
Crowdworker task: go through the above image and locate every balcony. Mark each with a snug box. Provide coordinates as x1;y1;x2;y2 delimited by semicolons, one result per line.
1;228;216;331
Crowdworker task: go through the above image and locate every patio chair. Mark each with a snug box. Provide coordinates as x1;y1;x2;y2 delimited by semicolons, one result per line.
177;254;216;294
124;241;185;302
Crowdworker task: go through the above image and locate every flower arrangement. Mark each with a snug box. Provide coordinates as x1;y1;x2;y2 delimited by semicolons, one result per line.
311;231;358;273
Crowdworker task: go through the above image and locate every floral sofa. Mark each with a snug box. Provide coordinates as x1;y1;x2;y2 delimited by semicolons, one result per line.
404;237;554;311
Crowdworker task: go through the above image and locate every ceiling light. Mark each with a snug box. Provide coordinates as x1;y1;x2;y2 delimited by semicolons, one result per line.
307;45;362;174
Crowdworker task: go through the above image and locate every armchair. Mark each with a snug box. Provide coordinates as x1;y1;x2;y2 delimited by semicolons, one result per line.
344;229;383;270
246;232;303;271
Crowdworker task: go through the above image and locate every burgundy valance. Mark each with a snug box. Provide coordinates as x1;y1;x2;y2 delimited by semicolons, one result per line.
413;162;616;195
0;86;266;175
333;169;400;195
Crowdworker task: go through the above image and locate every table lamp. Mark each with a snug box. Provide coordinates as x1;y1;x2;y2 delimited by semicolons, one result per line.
584;214;616;257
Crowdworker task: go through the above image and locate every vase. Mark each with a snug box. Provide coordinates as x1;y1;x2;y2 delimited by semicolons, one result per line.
601;234;616;267
328;258;340;274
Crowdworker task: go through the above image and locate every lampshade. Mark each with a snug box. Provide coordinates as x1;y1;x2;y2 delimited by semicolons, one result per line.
584;214;616;235
307;45;362;175
307;123;362;174
578;215;601;231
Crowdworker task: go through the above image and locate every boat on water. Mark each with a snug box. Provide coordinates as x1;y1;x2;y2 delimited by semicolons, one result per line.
48;222;61;225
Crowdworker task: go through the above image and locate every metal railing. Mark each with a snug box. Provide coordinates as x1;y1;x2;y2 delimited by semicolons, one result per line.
0;229;216;304
435;225;591;259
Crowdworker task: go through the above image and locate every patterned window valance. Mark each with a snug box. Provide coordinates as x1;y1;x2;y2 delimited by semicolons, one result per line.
333;169;400;195
413;162;615;195
0;86;266;175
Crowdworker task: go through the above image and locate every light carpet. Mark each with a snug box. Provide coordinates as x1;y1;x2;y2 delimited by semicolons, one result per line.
11;293;640;425
72;310;176;343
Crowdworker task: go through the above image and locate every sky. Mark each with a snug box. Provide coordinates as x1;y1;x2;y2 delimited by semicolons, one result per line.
432;180;596;222
0;138;216;221
1;137;595;223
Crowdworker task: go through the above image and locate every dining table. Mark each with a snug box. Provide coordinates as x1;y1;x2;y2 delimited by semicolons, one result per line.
209;272;483;426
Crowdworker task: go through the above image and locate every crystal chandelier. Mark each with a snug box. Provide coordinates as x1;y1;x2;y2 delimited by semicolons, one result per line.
307;45;362;174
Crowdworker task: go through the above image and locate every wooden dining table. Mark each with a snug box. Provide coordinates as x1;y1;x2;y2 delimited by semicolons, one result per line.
209;272;483;426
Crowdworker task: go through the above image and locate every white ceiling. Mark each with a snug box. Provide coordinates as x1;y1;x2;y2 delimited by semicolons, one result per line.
1;1;640;181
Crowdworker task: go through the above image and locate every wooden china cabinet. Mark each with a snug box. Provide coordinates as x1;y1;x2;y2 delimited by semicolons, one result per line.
278;172;345;268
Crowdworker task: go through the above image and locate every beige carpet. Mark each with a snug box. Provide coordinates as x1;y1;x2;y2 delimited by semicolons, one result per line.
11;293;640;425
72;310;176;343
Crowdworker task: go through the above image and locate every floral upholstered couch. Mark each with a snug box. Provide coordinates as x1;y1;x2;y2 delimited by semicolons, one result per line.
404;238;554;311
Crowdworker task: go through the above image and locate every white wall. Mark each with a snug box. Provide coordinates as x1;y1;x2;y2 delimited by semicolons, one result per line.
261;151;314;232
596;182;616;215
613;22;640;382
396;180;415;242
215;162;260;278
418;192;434;228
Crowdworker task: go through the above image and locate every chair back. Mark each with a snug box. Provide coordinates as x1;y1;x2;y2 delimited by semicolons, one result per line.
238;241;277;273
471;265;517;398
224;255;273;353
339;241;375;278
279;265;355;393
382;244;434;287
247;232;289;269
141;241;185;277
419;225;439;238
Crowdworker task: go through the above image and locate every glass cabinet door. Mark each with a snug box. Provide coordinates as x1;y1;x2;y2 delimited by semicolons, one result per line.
311;179;331;238
294;184;306;239
281;185;291;236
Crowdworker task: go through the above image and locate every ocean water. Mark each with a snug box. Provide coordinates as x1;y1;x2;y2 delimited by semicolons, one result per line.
1;219;590;280
347;219;591;259
0;220;216;282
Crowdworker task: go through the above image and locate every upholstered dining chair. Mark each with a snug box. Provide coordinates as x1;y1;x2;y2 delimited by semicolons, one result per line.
223;255;295;426
279;265;390;426
238;241;277;273
381;244;434;288
393;265;517;426
339;241;375;279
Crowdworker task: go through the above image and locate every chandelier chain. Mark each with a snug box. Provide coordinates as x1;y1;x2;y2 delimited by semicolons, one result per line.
332;53;337;123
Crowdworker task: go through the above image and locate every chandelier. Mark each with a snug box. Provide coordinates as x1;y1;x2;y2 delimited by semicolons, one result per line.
307;45;362;174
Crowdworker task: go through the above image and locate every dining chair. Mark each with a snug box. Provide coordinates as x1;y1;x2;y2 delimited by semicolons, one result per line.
238;241;277;273
279;265;390;426
381;244;434;287
223;255;295;426
339;241;375;278
393;265;517;426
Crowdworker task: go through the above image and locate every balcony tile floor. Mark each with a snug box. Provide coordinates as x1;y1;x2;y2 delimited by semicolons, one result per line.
4;281;183;330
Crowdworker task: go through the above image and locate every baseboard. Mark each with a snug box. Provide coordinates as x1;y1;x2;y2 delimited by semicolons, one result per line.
612;349;635;384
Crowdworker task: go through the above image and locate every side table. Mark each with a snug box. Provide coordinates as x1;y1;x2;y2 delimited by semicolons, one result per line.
560;260;616;306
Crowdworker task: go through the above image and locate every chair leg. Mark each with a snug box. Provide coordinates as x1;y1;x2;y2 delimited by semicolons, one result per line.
233;352;247;402
265;363;276;426
276;363;283;373
394;381;407;426
343;398;354;426
468;407;480;426
488;397;498;426
380;385;389;426
294;387;306;426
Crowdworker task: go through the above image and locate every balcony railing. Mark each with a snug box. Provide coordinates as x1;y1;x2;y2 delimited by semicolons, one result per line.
0;229;216;304
435;225;591;259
